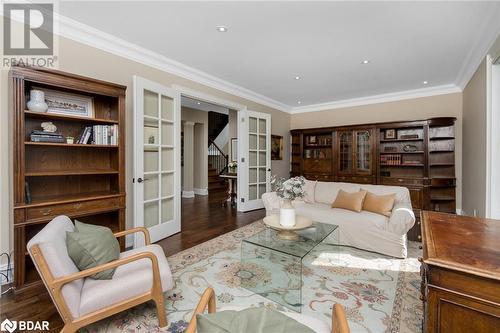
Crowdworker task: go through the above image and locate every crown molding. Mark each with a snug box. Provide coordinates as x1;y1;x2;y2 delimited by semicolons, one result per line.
54;13;291;113
455;4;500;89
290;84;462;114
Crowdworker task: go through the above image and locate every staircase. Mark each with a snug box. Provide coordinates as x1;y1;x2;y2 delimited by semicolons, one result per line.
208;111;229;141
207;111;230;201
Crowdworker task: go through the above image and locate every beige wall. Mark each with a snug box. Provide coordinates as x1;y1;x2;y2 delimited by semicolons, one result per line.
181;107;209;191
462;60;488;217
291;93;464;211
0;36;291;257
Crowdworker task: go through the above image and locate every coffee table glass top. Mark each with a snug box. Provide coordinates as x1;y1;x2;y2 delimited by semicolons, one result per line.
243;222;338;258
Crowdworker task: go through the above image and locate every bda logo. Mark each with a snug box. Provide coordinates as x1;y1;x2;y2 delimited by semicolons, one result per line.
0;319;17;333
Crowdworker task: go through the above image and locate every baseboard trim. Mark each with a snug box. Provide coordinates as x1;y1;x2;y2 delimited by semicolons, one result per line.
194;188;208;196
456;209;466;216
182;190;195;198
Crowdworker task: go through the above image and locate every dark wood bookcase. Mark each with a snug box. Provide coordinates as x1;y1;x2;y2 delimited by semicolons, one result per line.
10;66;126;292
290;117;456;242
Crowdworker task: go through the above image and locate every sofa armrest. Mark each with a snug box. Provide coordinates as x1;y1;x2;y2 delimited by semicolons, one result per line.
387;202;416;236
262;192;282;215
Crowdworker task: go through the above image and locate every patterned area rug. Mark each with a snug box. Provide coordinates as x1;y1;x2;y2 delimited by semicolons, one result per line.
83;221;422;333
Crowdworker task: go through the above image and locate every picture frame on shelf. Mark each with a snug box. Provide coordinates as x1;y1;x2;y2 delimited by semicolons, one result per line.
271;135;283;160
35;87;94;118
385;129;396;139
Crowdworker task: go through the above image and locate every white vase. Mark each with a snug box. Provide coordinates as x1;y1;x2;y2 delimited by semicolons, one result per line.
280;199;296;228
27;90;48;112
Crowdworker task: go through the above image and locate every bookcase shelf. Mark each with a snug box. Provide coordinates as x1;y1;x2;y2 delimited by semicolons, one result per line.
25;110;119;124
11;66;126;293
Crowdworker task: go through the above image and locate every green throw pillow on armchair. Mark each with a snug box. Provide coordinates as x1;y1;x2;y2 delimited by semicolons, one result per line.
66;220;120;280
196;307;315;333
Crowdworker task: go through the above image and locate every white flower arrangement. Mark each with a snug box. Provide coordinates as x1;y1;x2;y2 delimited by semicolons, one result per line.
271;175;306;201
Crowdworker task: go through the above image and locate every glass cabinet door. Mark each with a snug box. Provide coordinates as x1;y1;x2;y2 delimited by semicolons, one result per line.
338;131;353;174
355;130;372;174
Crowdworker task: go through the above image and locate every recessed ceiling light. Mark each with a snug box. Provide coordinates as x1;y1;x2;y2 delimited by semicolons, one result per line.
216;26;228;32
423;81;428;85
294;76;301;80
197;102;201;105
361;60;370;64
297;101;302;104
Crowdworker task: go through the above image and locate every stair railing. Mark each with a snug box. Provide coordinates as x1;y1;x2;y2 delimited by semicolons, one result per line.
208;138;228;175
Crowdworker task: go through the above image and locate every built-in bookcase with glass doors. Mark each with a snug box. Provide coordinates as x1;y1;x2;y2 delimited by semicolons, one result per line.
133;77;181;245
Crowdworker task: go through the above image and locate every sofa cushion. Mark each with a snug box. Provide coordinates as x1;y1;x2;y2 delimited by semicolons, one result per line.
79;244;174;316
362;191;396;217
303;180;317;203
331;189;367;212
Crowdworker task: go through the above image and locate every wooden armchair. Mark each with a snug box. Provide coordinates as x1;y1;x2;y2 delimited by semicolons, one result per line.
186;288;351;333
27;215;174;333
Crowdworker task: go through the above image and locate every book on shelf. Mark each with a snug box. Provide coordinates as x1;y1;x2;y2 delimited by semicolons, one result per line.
30;130;64;143
75;125;119;145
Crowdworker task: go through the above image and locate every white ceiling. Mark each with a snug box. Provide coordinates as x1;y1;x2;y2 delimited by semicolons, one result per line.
57;1;500;112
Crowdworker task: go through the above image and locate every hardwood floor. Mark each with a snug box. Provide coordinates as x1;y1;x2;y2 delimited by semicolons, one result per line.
0;195;265;332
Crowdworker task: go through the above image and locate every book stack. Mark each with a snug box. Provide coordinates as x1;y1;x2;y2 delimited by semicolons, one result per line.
380;154;401;165
30;130;65;143
93;125;119;145
77;127;93;144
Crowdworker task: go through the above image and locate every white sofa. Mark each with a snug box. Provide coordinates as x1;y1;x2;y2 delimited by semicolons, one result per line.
262;181;415;258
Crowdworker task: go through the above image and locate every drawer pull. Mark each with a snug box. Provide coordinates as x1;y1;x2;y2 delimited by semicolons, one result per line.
41;209;52;216
398;178;404;182
74;203;82;209
417;235;422;240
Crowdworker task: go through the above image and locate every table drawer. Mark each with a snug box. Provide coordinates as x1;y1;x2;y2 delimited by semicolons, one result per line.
380;177;423;186
26;197;122;221
304;174;333;181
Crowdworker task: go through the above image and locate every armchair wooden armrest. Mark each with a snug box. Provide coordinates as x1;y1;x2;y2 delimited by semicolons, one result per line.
185;287;216;333
114;227;151;245
185;288;350;333
333;303;350;333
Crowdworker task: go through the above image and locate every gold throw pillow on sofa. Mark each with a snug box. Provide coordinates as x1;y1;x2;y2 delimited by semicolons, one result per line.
362;191;396;217
331;189;367;212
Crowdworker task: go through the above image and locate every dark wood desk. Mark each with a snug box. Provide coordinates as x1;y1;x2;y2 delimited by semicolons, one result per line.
219;172;237;207
420;211;500;333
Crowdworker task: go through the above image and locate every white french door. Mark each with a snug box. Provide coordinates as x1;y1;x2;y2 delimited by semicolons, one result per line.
133;76;181;246
238;110;271;211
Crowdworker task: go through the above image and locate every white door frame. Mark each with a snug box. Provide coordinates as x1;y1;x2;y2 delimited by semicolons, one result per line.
133;76;181;246
171;85;249;212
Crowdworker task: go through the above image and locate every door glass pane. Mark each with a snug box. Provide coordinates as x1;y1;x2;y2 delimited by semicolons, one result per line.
259;119;266;134
144;90;159;118
162;122;174;146
161;95;174;120
249;168;257;183
339;132;353;173
144;147;159;172
144;119;159;145
161;173;174;197
249;117;257;133
356;131;371;173
259;152;266;166
259;135;266;150
249;151;257;166
249;134;257;150
161;148;174;171
249;184;257;200
161;198;174;222
144;201;159;228
258;184;266;198
259;167;266;183
144;174;159;201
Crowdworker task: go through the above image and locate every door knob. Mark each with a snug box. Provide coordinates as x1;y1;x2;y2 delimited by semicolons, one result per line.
137;178;144;183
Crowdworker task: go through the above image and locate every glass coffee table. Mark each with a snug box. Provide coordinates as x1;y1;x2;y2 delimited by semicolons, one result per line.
241;221;339;312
